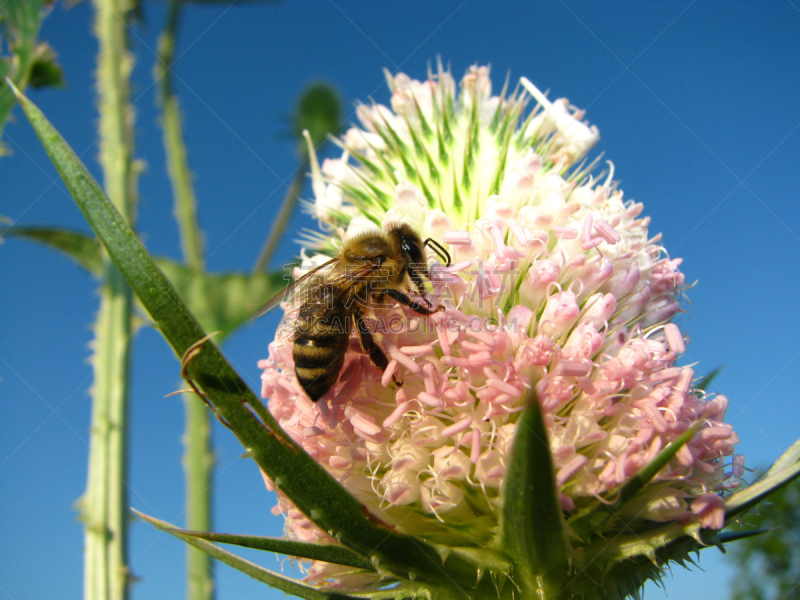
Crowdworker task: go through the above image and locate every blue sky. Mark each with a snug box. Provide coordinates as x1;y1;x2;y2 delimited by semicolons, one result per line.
3;1;800;599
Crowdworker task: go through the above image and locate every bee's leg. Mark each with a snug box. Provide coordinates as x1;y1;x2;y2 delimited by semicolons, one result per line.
385;288;443;315
406;266;433;308
368;290;391;310
354;312;402;386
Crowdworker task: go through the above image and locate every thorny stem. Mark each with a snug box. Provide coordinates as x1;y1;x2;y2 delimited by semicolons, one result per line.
156;1;215;599
84;1;138;599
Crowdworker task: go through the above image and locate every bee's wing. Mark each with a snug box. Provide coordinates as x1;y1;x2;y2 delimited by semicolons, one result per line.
317;262;382;304
257;256;385;350
274;310;300;345
271;269;357;346
271;261;386;346
251;256;339;320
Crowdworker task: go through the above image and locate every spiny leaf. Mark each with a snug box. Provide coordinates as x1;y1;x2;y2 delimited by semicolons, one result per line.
764;436;800;479
134;511;358;600
718;529;769;544
725;453;800;519
156;527;373;570
499;389;568;598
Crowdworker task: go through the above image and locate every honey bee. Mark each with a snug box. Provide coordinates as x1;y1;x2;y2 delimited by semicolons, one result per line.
253;223;451;402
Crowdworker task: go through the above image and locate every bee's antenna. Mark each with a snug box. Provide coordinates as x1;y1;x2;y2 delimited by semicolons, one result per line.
423;238;451;267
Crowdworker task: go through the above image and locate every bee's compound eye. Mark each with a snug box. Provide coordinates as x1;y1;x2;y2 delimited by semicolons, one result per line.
404;242;424;265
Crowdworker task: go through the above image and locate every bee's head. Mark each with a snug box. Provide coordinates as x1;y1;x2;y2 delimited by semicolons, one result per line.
389;223;426;267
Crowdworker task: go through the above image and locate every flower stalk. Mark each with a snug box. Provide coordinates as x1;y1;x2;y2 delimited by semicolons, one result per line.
82;1;138;599
155;2;214;598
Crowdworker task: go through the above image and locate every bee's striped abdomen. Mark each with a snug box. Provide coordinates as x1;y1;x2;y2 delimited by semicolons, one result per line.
293;311;351;402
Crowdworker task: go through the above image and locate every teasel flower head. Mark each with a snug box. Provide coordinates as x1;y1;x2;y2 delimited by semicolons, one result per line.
258;63;743;599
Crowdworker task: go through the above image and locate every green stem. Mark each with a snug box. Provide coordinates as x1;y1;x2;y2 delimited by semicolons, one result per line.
84;1;138;599
85;269;134;600
182;395;214;600
252;163;307;273
156;3;214;599
157;0;203;268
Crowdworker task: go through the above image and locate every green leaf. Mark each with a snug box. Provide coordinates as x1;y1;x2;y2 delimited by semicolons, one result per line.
725;477;800;600
134;511;359;600
725;447;800;519
5;225;286;338
567;423;701;541
5;226;104;275
155;260;286;340
695;366;722;392
12;82;487;590
499;389;568;598
764;436;800;479
718;529;769;544
150;527;373;570
580;520;710;596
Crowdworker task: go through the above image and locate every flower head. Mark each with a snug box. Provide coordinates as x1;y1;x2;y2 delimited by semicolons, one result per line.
259;64;741;597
